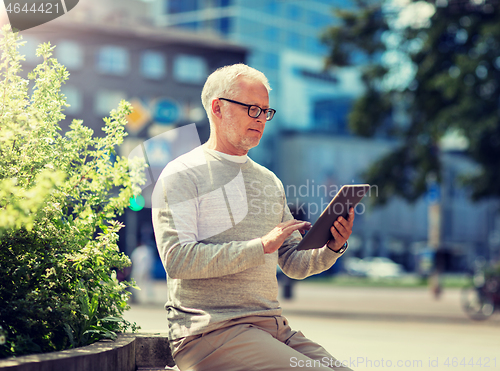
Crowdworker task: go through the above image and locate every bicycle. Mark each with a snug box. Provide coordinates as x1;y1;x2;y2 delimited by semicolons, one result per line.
461;265;500;321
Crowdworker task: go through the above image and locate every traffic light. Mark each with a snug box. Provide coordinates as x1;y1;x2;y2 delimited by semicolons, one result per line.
129;195;145;211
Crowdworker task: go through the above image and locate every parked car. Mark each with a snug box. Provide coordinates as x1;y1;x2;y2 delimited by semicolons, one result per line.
343;257;367;277
344;257;404;278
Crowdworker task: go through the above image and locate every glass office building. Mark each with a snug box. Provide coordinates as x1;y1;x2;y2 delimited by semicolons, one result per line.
152;0;360;141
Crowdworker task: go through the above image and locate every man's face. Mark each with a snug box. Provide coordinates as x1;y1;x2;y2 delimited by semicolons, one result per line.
216;77;269;155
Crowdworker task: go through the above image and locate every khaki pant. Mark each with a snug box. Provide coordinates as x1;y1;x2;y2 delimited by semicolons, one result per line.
170;315;354;371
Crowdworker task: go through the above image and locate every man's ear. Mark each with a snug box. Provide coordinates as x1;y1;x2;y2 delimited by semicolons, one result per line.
211;98;222;119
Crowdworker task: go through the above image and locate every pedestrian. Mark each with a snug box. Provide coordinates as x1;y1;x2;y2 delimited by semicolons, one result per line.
152;63;355;370
130;241;156;304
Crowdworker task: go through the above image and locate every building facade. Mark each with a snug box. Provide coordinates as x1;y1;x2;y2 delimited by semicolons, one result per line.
151;0;358;165
18;15;247;259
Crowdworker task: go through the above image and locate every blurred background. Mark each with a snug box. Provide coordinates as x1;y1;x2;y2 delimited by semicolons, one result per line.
2;0;500;288
2;1;500;369
2;0;500;309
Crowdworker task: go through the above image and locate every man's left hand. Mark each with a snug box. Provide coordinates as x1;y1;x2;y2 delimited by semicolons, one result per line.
327;207;355;252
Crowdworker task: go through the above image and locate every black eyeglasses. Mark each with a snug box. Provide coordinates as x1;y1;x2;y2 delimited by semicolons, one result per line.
219;98;276;121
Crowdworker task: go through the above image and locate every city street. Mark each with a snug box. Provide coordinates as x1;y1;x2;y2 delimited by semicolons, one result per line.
124;282;500;371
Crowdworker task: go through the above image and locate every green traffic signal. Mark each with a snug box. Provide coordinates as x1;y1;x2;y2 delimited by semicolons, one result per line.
129;195;145;211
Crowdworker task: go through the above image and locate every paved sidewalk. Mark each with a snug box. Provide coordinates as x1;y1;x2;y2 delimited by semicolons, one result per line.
130;280;500;325
280;283;500;325
126;281;500;371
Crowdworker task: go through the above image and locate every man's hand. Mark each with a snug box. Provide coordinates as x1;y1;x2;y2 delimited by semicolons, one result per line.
261;219;311;254
327;207;355;252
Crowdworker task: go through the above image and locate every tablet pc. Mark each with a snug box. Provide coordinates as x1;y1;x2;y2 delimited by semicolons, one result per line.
295;184;370;251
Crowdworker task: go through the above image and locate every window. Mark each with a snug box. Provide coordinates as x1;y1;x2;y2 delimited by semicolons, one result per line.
61;86;82;114
94;90;126;115
286;32;302;49
210;0;231;6
173;55;208;84
308;11;333;28
175;22;199;30
219;17;231;35
307;10;317;26
265;26;280;42
265;1;281;14
56;41;83;70
264;53;279;70
168;0;198;14
317;13;333;29
140;51;166;80
313;97;352;134
97;46;129;76
286;4;301;21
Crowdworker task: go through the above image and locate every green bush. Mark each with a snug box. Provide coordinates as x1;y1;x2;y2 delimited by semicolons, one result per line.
0;26;146;358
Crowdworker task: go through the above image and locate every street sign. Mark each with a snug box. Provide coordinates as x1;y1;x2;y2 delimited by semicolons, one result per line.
427;182;441;204
153;98;180;125
126;99;151;134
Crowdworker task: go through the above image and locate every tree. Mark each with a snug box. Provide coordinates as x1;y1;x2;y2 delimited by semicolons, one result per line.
0;26;145;357
322;0;500;204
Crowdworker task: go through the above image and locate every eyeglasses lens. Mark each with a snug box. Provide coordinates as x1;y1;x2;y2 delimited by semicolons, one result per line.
249;106;275;121
248;106;261;118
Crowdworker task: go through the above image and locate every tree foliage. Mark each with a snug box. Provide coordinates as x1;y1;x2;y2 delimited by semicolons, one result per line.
0;26;146;357
323;0;500;204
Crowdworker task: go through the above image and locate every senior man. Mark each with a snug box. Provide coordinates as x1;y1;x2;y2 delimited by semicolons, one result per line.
152;64;354;371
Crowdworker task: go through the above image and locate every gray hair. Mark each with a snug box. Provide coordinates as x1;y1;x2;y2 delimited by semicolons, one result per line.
201;64;271;124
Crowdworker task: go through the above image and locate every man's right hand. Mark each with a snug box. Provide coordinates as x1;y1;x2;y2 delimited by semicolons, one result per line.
261;219;311;254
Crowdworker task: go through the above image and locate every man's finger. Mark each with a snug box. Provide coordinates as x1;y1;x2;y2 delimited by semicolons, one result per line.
280;219;304;228
299;222;312;234
347;207;355;223
334;219;348;236
330;225;345;243
284;221;311;234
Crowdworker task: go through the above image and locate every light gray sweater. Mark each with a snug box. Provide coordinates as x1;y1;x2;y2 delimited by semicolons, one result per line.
152;145;344;340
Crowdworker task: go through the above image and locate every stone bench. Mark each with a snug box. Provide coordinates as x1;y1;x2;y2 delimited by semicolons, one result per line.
0;333;176;371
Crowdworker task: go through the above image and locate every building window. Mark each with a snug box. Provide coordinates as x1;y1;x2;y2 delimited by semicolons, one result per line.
219;17;231;35
56;41;83;70
61;86;82;114
313;97;352;135
97;46;130;76
308;11;333;28
176;21;199;30
265;26;280;42
140;51;166;80
168;0;198;14
173;55;208;84
286;32;302;49
265;1;281;14
94;89;126;115
286;4;301;21
318;13;333;28
264;53;279;70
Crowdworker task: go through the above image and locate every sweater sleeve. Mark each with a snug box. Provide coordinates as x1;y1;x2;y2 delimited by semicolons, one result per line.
152;162;265;280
